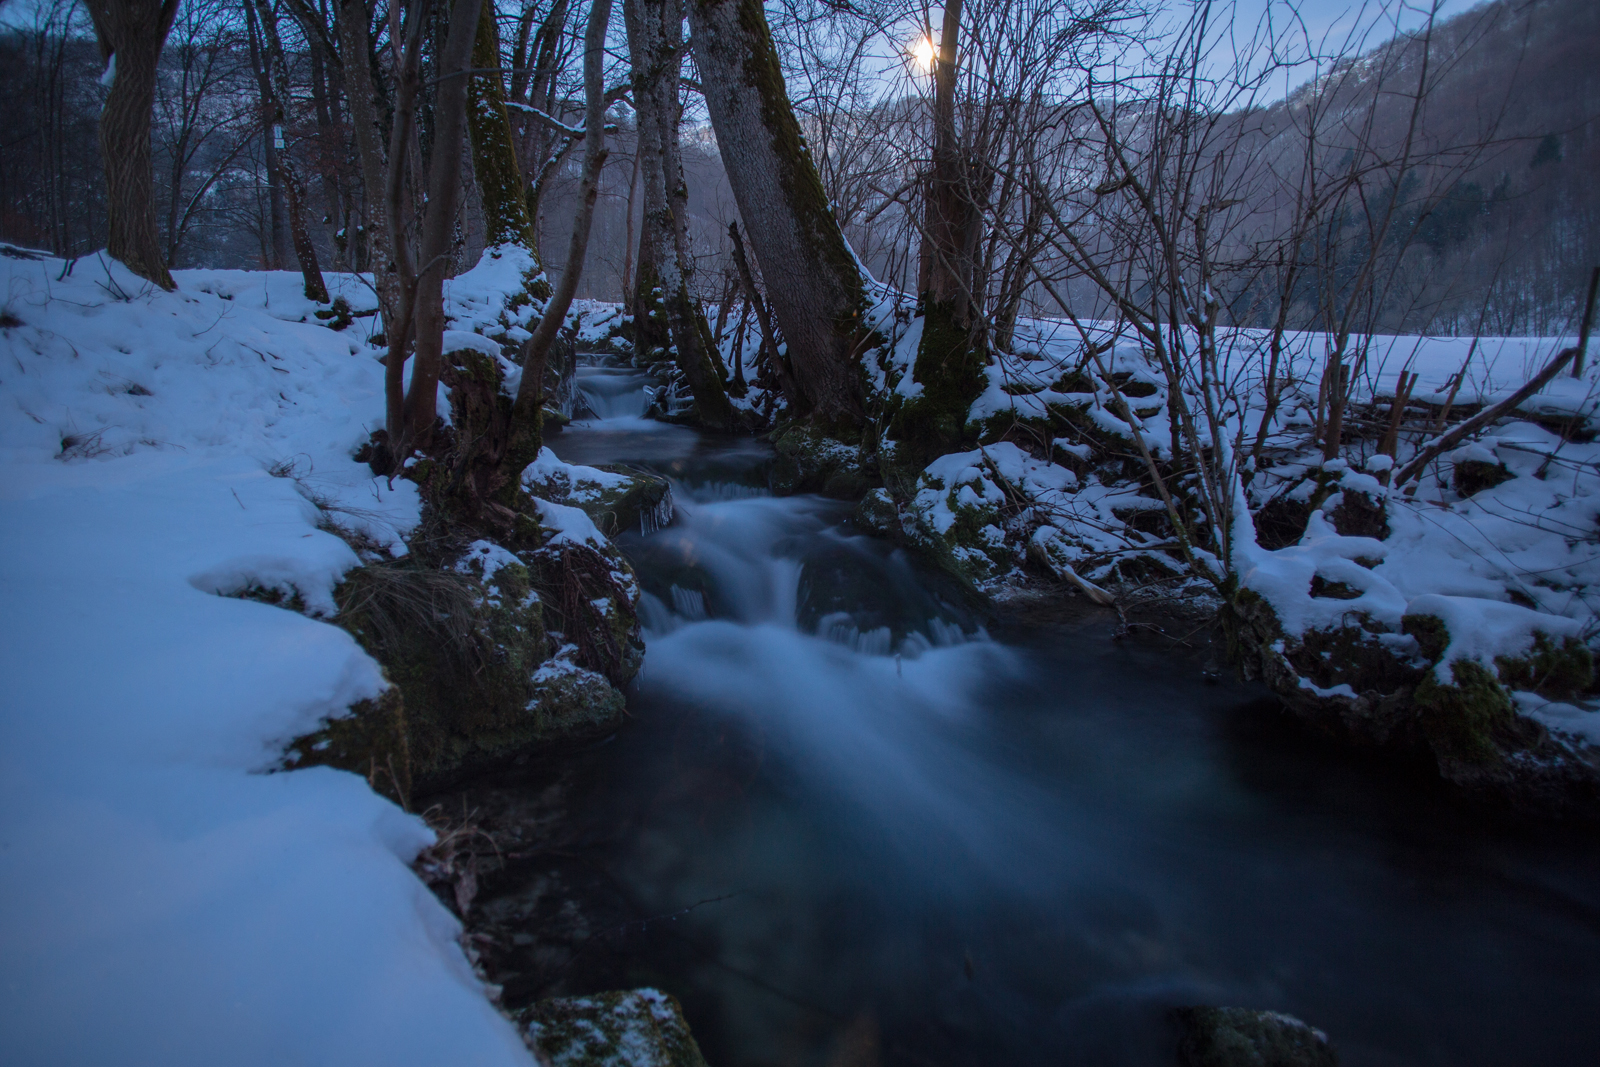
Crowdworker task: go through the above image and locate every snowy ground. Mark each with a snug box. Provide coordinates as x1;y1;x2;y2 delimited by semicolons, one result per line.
0;248;535;1065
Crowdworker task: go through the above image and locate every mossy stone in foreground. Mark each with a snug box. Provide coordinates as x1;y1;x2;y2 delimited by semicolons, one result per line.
1173;1006;1337;1067
521;988;708;1067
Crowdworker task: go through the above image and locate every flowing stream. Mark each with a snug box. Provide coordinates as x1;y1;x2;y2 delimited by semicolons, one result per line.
482;359;1600;1067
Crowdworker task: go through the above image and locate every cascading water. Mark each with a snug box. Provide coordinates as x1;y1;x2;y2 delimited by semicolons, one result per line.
488;359;1600;1067
574;363;655;420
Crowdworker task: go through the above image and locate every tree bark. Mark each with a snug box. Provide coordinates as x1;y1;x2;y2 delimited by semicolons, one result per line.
333;0;402;323
467;2;536;250
246;0;329;303
729;220;798;402
400;0;485;447
687;0;871;431
491;0;614;496
85;0;180;289
625;0;734;430
901;0;986;461
379;0;436;444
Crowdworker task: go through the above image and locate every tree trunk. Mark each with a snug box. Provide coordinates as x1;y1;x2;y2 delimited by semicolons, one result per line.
306;35;350;268
625;0;734;430
381;0;430;443
467;2;536;251
729;220;798;403
621;146;639;298
86;0;180;289
687;0;871;431
247;0;328;302
400;0;484;447
901;0;986;462
242;5;287;269
477;0;614;504
333;0;402;323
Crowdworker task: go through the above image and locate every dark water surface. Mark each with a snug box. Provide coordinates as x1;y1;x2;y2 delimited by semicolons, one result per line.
494;364;1600;1066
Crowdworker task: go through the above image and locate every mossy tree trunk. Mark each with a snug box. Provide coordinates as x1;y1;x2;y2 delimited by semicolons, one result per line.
626;0;735;430
687;0;871;432
629;210;671;358
899;0;986;464
467;2;537;253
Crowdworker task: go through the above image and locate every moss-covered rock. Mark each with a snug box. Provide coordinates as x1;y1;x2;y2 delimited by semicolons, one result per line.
1496;632;1594;699
1224;587;1426;746
770;423;872;498
1173;1006;1338;1067
902;451;1016;582
1228;589;1600;810
1451;457;1513;497
526;458;674;536
1413;657;1515;768
288;530;640;794
1328;487;1389;540
520;988;709;1067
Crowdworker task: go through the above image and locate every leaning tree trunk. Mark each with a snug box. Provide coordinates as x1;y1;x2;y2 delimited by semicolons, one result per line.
467;1;536;251
900;0;985;462
247;0;329;303
85;0;180;290
687;0;872;431
400;0;485;448
625;0;734;430
431;0;614;524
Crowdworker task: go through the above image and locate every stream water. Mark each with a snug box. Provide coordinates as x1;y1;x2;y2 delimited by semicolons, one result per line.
482;360;1600;1066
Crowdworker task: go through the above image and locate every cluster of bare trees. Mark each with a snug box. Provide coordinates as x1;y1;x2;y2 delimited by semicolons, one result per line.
3;0;1596;545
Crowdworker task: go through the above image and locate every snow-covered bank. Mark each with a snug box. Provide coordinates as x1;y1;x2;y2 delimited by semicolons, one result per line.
0;248;533;1064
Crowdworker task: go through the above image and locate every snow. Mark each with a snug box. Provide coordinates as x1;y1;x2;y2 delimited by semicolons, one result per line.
456;539;524;584
0;246;533;1065
523;444;631;503
1515;692;1600;747
443;328;506;360
1406;593;1583;681
534;496;606;547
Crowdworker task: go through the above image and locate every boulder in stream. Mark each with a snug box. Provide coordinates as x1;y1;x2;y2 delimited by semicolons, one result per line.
520;988;709;1067
1173;1006;1338;1067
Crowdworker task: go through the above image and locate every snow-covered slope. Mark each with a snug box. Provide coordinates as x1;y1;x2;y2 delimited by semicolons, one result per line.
0;248;532;1065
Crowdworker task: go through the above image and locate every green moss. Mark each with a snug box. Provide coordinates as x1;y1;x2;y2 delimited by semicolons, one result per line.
313;296;353;331
771;423;872;498
520;989;709;1067
1496;632;1593;699
1415;658;1514;766
903;460;1014;582
467;4;537;253
1054;369;1095;393
283;687;412;803
1450;458;1513;497
891;297;987;467
1173;1006;1337;1067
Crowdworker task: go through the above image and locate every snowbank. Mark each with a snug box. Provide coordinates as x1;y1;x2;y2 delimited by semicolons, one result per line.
0;248;532;1065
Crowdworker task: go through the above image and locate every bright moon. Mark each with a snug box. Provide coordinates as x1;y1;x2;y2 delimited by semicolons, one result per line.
910;35;936;72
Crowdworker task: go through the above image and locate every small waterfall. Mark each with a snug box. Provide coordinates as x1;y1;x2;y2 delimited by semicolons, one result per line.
574;363;653;420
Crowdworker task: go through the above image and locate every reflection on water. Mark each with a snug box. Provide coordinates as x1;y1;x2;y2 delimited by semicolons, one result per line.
516;360;1600;1067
